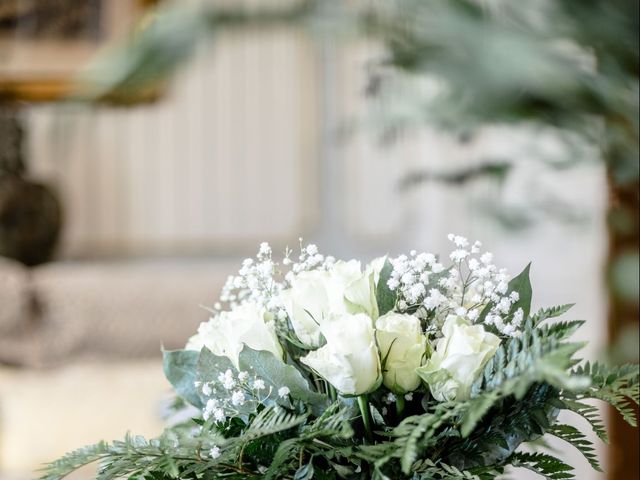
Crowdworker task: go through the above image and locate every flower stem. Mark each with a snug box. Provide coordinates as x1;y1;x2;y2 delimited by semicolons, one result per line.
329;385;337;402
396;395;405;416
357;395;373;443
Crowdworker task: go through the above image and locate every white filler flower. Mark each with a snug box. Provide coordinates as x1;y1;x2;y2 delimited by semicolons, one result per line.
301;313;380;395
417;316;500;402
185;303;283;368
376;312;428;394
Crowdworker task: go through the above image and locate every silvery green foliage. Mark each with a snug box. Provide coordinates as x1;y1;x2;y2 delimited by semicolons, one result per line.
41;239;639;480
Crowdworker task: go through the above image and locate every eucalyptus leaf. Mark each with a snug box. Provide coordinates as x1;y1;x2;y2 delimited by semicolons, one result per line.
194;348;260;415
162;349;202;409
196;347;235;384
238;346;329;416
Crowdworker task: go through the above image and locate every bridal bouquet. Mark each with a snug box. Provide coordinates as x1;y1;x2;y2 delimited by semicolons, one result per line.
43;235;638;479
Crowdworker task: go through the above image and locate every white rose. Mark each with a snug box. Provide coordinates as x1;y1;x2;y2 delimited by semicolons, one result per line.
301;313;381;395
282;261;378;346
281;270;329;346
185;303;283;369
417;316;500;402
376;312;427;393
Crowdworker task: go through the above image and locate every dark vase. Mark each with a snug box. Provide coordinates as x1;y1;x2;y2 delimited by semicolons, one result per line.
0;173;62;266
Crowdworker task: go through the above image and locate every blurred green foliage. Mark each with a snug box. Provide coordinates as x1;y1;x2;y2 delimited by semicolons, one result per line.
76;0;638;306
79;0;638;182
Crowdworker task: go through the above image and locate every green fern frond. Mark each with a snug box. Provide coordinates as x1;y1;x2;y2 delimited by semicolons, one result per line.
560;399;608;442
39;442;110;480
300;401;355;439
264;438;301;480
566;362;639;427
531;304;575;325
509;451;574;479
242;405;308;443
383;400;472;474
464;342;587;437
411;458;503;479
547;423;601;472
39;433;220;480
541;320;585;341
472;318;586;396
263;403;355;480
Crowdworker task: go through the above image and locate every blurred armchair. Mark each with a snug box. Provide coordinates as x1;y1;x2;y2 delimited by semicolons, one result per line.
0;255;233;367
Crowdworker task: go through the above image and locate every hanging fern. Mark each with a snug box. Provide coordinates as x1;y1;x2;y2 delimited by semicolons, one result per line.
547;423;602;472
564;362;640;427
508;452;574;479
559;398;608;442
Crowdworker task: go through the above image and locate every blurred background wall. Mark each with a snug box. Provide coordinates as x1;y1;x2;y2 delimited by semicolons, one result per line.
0;1;623;478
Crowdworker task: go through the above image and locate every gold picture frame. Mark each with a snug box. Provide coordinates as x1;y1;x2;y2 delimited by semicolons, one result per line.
0;0;160;103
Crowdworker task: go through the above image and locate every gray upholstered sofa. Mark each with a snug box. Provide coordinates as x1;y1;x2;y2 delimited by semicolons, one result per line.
0;256;233;478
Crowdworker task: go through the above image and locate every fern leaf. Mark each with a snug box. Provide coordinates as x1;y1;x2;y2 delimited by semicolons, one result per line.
567;362;640;427
532;304;575;325
547;423;601;472
242;405;308;443
560;399;608;443
472;319;587;396
411;458;503;480
390;403;465;474
38;442;110;480
509;451;574;479
542;320;585;341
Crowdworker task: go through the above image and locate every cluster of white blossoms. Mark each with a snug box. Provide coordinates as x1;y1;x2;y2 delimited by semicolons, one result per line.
195;369;273;424
386;250;446;308
283;241;336;278
386;234;523;337
220;243;284;312
186;234;533;422
220;241;338;320
196;368;290;425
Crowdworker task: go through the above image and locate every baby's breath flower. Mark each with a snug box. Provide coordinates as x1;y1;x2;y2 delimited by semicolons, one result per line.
202;383;213;397
383;392;397;404
213;408;226;423
278;387;290;398
387;278;400;290
450;249;469;262
218;370;236;390
209;446;221;459
386;234;524;337
231;391;246;406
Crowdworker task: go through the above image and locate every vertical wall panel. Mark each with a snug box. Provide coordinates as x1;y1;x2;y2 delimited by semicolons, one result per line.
28;19;319;257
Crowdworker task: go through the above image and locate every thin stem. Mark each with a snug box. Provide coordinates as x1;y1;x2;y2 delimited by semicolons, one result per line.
396;395;405;416
357;395;374;443
329;384;337;402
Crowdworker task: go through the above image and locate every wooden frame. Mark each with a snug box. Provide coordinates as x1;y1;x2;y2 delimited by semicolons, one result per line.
0;0;160;103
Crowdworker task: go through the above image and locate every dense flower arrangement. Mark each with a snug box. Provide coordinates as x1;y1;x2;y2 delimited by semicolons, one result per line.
43;236;639;480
